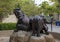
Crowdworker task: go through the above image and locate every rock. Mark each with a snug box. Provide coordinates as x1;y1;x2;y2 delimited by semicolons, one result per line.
9;31;56;42
43;34;56;42
9;32;19;42
29;36;46;42
9;31;30;42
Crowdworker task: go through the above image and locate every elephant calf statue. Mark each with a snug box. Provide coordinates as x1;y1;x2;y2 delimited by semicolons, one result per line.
30;15;49;37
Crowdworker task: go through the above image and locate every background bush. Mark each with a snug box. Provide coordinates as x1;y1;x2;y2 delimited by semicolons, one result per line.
0;23;16;30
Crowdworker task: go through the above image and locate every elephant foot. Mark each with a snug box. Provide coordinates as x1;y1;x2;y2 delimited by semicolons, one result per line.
32;33;35;36
45;32;49;35
37;34;40;37
14;29;19;32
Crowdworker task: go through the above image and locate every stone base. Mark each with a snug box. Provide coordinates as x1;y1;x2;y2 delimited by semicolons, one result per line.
9;31;56;42
9;31;30;42
29;36;46;42
43;34;56;42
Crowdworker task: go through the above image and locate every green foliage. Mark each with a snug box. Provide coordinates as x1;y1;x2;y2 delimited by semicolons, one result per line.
0;0;41;22
50;0;60;14
15;0;40;16
39;1;60;15
50;0;60;3
0;0;16;21
39;1;49;15
0;23;16;30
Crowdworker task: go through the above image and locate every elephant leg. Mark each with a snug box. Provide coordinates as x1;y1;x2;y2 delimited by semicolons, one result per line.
32;29;36;36
45;29;49;35
37;21;41;37
14;24;20;32
31;21;36;36
14;25;21;32
14;24;27;32
40;29;44;33
37;29;40;37
43;25;49;35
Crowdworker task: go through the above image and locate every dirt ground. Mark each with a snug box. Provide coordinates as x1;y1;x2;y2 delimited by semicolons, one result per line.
0;30;60;42
0;30;13;42
0;30;13;37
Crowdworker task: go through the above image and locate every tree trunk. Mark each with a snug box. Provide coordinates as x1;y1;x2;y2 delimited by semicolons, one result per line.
58;14;59;20
0;16;3;22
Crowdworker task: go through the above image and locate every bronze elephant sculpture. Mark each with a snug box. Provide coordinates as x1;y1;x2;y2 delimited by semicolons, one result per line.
13;8;49;37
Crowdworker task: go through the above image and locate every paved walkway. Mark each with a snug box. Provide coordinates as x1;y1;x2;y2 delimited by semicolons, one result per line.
47;24;60;33
0;30;13;37
0;37;9;42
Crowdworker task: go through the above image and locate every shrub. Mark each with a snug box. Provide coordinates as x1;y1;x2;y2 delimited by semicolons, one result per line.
0;23;16;30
